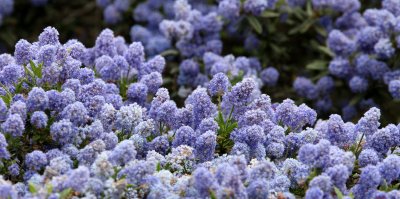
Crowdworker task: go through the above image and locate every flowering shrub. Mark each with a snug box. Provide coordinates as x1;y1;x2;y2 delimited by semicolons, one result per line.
0;0;398;198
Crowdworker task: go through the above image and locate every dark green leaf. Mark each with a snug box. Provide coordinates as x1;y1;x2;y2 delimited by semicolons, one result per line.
334;187;343;199
261;11;279;18
306;0;313;16
289;19;315;35
306;60;327;70
210;190;217;199
247;16;263;34
59;188;72;199
46;184;53;194
28;183;37;194
317;46;334;57
160;49;179;57
350;95;363;106
156;162;162;171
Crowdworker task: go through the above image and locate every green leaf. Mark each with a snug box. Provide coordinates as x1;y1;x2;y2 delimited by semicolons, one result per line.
317;46;334;57
289;19;315;35
160;49;179;57
156;162;162;171
334;187;343;199
380;180;389;191
247;16;263;34
34;63;43;78
348;192;355;199
59;188;72;199
28;183;37;194
350;95;363;106
210;190;217;199
261;11;279;18
306;0;313;16
1;95;11;107
46;184;53;194
306;60;327;70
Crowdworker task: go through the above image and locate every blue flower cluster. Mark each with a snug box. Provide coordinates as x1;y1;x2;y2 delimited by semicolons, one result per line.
0;25;398;198
0;0;13;26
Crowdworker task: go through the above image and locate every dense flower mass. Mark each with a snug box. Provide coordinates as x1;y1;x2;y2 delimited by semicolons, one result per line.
0;0;399;198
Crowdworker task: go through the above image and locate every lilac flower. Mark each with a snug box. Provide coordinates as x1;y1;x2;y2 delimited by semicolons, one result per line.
115;103;143;134
30;111;48;129
156;100;177;127
83;120;104;141
358;149;379;167
218;0;241;20
84;95;105;117
60;102;88;126
225;78;256;106
2;114;24;137
305;187;323;199
95;29;117;57
309;174;332;193
198;117;218;134
127;82;148;105
328;58;351;78
260;67;279;87
368;124;399;155
374;38;395;59
173;126;196;147
246;179;270;198
186;87;217;128
64;166;90;192
25;150;47;171
27;87;49;113
140;55;165;77
1;64;24;86
50;119;78;145
8;163;19;177
349;76;368;93
355;107;380;137
149;135;170;155
328;30;355;56
379;154;400;184
243;0;269;16
140;72;163;94
356;26;385;53
193;167;217;198
359;165;381;189
293;77;318;100
0;133;10;159
8;100;27;120
124;42;145;70
38;27;60;46
98;103;116;132
14;39;33;65
389;80;400;99
208;73;230;97
38;44;57;67
195;130;217;162
104;5;122;24
324;114;354;147
325;164;349;192
383;0;400;16
109;140;137;166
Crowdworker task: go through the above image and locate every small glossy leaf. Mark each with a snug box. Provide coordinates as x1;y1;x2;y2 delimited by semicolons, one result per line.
261;11;279;18
306;60;327;70
28;183;37;194
59;188;72;199
247;16;263;34
334;187;343;199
